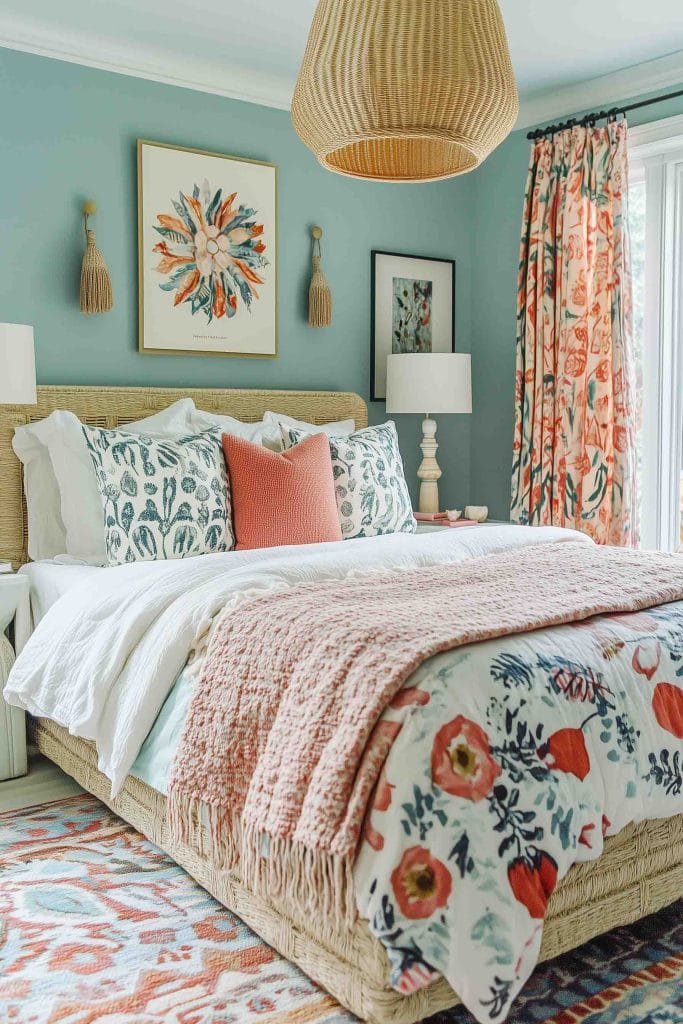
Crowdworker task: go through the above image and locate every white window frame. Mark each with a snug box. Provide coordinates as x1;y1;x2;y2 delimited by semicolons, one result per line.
629;115;683;551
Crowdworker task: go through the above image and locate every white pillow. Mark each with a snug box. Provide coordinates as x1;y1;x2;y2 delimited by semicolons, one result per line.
261;410;355;452
45;399;198;565
12;420;67;561
190;408;265;445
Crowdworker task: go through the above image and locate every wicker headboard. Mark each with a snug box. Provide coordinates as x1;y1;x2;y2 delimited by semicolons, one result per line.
0;385;368;568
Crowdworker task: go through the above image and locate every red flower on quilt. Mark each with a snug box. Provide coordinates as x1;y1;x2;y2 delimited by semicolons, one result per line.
652;682;683;739
362;763;396;849
358;720;403;852
372;765;394;813
391;846;452;920
507;852;558;919
538;727;590;781
390;687;430;709
632;641;661;680
431;716;501;801
578;814;611;849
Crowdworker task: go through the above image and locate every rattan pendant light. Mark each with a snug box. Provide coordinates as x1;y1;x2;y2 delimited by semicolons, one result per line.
292;0;519;183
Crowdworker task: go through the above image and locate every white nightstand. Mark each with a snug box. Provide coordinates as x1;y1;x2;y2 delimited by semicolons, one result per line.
0;574;30;781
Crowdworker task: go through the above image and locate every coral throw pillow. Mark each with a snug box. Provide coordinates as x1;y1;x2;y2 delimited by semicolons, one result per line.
222;431;342;550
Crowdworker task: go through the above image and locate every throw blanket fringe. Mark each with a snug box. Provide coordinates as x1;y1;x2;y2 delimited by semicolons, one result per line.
168;794;356;928
168;542;683;933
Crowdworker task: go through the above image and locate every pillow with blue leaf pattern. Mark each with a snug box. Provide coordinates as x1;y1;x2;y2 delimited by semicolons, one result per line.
281;421;416;540
83;425;234;565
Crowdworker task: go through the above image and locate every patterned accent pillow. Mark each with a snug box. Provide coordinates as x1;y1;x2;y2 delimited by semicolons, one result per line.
281;421;416;540
83;426;234;565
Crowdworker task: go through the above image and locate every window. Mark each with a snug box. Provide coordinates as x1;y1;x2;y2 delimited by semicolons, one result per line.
629;116;683;551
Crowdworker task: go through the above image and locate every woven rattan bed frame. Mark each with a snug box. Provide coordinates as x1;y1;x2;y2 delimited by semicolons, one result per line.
5;386;683;1023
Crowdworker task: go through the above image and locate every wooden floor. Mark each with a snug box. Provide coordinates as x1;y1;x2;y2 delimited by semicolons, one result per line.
0;750;84;812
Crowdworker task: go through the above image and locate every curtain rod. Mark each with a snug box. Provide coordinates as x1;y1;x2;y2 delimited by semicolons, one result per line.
526;87;683;140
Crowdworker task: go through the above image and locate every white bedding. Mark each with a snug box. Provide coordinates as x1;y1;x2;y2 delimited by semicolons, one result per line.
5;526;589;796
19;559;102;625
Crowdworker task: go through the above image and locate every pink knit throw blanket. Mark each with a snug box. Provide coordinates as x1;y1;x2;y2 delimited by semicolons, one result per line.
168;541;683;924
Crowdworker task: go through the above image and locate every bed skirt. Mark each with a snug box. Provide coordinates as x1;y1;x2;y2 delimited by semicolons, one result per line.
31;716;683;1024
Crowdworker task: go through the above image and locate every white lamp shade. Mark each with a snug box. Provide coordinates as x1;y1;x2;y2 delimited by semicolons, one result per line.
0;324;37;405
386;353;472;415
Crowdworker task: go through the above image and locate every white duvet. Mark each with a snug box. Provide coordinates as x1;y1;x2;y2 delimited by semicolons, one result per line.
5;525;589;796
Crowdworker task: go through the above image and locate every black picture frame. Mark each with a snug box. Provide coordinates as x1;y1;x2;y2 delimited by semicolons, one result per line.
370;249;456;402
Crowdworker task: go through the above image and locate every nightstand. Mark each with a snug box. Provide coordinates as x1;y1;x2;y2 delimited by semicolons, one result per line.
416;520;513;534
0;574;30;781
416;522;450;534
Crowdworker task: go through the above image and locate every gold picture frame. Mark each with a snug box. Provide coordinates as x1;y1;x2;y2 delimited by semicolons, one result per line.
138;139;278;358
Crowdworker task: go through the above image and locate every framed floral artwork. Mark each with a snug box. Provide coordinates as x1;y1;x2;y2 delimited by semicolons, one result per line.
371;250;455;400
138;139;277;357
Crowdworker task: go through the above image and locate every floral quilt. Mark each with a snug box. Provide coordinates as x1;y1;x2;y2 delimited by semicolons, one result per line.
355;602;683;1022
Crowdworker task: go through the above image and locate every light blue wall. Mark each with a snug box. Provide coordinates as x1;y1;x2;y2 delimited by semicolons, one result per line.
8;46;676;521
0;47;474;509
469;85;683;520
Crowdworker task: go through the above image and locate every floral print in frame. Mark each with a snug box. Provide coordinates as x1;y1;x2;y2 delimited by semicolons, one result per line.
138;140;277;358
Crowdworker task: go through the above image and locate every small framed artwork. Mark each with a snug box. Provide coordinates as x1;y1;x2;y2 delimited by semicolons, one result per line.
138;139;277;358
371;250;455;400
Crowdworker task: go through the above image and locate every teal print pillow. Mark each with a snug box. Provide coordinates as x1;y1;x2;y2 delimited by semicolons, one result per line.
281;421;416;540
83;426;234;565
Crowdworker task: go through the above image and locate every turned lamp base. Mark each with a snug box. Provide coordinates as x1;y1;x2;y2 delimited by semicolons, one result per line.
385;353;472;516
417;416;442;514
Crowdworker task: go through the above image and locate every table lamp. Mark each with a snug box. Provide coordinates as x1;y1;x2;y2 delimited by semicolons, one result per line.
386;352;472;514
0;324;37;405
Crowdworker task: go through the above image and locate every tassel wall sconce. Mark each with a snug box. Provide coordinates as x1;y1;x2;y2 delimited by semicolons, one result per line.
308;226;332;327
80;201;113;314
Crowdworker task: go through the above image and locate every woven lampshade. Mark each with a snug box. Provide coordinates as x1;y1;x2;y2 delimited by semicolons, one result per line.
292;0;519;183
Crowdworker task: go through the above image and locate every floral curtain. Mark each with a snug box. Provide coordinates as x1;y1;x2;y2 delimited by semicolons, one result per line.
511;120;638;545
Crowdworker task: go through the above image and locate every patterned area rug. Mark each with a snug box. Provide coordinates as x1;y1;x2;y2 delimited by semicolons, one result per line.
0;795;680;1024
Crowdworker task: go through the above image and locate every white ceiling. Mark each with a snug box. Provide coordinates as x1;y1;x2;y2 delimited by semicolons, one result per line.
501;0;683;96
2;0;683;125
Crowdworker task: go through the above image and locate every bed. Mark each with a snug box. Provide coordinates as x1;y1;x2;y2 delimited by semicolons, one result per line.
2;385;682;1024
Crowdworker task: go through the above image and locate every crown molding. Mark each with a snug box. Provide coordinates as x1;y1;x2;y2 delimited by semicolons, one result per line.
516;50;683;130
0;19;294;111
2;16;682;129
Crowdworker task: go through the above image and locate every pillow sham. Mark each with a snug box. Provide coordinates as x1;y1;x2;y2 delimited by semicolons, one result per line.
83;426;234;566
191;408;266;445
223;431;342;550
261;410;355;452
44;399;197;565
281;421;416;540
12;420;67;560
